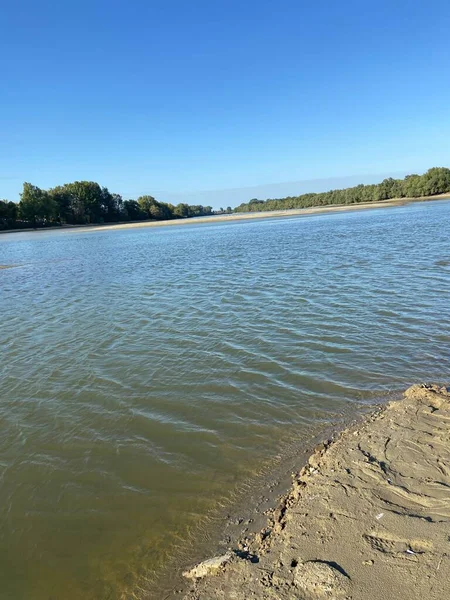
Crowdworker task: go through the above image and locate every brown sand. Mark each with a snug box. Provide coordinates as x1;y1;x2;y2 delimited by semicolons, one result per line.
179;384;450;600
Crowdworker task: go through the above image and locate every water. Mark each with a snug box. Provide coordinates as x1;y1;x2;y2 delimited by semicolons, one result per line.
1;200;449;599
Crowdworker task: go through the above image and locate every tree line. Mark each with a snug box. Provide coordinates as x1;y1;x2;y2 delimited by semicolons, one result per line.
0;181;213;230
2;168;450;231
234;167;450;213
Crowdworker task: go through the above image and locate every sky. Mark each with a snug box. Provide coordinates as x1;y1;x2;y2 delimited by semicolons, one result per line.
1;0;450;208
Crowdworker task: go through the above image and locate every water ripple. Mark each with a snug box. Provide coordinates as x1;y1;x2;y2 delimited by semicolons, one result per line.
1;200;450;599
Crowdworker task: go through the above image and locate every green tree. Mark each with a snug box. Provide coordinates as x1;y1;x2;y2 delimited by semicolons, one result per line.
4;168;450;230
122;200;146;220
402;174;422;198
137;195;174;220
173;203;190;218
0;200;18;229
65;181;104;223
19;183;56;226
49;181;105;224
419;167;450;196
137;195;157;216
100;188;123;222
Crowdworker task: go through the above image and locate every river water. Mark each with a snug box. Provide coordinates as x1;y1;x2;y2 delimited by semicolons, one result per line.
1;200;449;599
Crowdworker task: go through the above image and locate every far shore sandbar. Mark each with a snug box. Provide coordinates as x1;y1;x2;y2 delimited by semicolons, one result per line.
1;193;449;236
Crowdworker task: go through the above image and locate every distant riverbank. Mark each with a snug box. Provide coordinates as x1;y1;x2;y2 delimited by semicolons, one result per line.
87;192;450;233
1;192;449;236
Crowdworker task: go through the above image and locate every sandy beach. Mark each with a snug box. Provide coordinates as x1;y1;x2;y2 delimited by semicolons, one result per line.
82;193;450;234
177;384;450;600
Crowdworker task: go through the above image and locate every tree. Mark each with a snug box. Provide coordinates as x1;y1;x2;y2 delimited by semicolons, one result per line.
137;195;174;220
137;195;157;217
48;185;73;223
48;181;105;224
123;200;146;221
101;188;123;222
402;174;422;198
173;203;190;218
19;183;56;226
65;181;104;223
4;169;450;229
0;200;18;229
419;167;450;196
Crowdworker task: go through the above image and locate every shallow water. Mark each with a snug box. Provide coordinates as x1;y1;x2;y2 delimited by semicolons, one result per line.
1;200;449;599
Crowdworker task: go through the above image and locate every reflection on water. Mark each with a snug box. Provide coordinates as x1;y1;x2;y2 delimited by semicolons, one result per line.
1;200;450;599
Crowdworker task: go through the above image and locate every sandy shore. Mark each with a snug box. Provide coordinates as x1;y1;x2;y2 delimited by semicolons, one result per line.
2;193;449;236
82;193;450;233
178;384;450;600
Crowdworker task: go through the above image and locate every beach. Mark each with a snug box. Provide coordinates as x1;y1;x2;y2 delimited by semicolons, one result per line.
178;384;450;600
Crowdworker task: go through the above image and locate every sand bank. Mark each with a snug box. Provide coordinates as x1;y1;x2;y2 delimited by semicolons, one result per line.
82;193;450;234
178;384;450;600
2;193;448;237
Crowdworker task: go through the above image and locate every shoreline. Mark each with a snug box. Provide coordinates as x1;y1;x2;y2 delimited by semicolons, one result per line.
173;384;450;600
154;411;368;599
1;193;449;236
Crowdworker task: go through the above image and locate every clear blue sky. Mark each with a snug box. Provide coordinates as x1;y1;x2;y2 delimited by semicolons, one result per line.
1;0;450;207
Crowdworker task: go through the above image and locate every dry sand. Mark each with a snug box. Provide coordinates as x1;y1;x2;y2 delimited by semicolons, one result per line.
179;384;450;600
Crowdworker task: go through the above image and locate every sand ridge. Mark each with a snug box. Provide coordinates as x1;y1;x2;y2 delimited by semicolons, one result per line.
180;384;450;600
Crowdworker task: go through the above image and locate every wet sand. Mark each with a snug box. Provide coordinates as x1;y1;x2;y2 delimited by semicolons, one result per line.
179;384;450;600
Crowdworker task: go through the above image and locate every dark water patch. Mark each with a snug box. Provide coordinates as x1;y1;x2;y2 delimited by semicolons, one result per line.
435;259;450;267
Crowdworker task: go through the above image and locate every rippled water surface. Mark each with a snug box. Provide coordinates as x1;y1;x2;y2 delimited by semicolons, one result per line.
1;201;450;599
